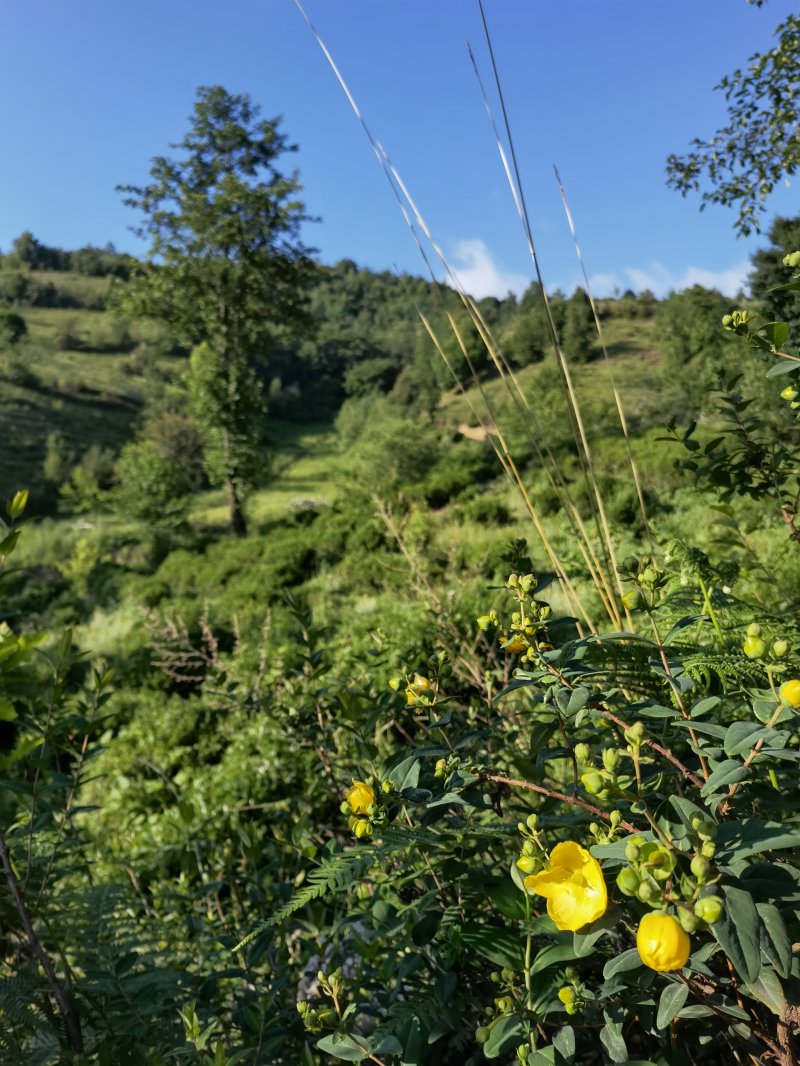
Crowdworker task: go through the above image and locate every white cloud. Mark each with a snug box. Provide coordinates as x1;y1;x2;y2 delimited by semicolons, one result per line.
444;238;530;299
583;260;751;299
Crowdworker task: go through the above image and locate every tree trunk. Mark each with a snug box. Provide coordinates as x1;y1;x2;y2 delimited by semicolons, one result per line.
225;476;247;537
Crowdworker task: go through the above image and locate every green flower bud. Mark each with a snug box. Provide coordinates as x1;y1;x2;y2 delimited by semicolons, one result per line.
694;895;725;924
581;770;605;795
746;622;763;638
434;758;447;777
773;639;790;659
625;721;646;745
494;996;512;1014
574;743;591;765
602;748;621;772
701;841;716;859
516;855;536;874
743;635;767;659
637;879;661;904
475;1027;490;1044
690;855;711;882
622;589;642;611
781;387;798;402
677;907;700;934
526;812;539;831
616;868;640;897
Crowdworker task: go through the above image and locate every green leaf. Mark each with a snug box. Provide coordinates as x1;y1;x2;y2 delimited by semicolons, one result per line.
756;903;792;978
723;721;773;757
700;759;750;797
766;358;800;377
482;1015;526;1059
487;876;528;921
316;1033;370;1062
530;942;580;975
741;967;787;1018
712;886;761;983
600;1018;628;1063
761;321;790;349
387;756;420;793
715;820;800;861
461;923;526;970
602;949;642;980
656;982;689;1029
551;1026;575;1059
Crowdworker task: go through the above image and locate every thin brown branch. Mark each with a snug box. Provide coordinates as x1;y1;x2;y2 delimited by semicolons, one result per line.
0;827;83;1054
484;773;637;834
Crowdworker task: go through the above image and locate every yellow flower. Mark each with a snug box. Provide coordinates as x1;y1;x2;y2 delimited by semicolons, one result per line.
405;673;434;706
346;780;374;817
524;841;608;931
779;679;800;707
502;633;527;655
636;912;690;972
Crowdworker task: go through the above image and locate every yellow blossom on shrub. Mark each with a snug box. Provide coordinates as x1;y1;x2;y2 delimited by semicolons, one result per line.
779;679;800;708
502;633;527;654
346;780;374;815
405;673;434;706
524;841;607;931
636;912;690;972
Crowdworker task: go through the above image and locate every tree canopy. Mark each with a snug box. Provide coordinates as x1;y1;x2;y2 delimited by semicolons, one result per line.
666;10;800;236
118;85;314;534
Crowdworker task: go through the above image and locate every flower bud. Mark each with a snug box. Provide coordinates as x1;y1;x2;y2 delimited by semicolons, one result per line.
616;868;640;896
434;758;447;777
625;836;644;862
526;813;539;831
475;1027;490;1044
781;387;798;402
743;635;767;659
677;907;700;934
581;770;605;796
779;679;800;707
516;855;536;874
701;841;716;859
625;721;645;745
353;818;370;839
602;748;620;772
694;895;724;924
637;880;661;904
773;639;790;659
690;855;711;882
622;589;642;611
746;622;763;638
574;743;590;765
494;996;512;1014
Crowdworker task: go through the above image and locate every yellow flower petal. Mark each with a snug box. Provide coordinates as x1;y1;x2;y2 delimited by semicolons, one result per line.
346;780;374;816
524;841;607;931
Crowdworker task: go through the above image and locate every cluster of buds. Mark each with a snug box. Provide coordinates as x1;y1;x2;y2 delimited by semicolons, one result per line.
721;309;751;336
782;250;800;270
477;970;521;1046
434;753;460;780
781;383;800;417
742;622;791;664
478;573;552;661
557;967;584;1016
580;727;644;801
390;671;437;709
514;813;546;876
297;969;343;1033
617;555;667;611
341;778;389;839
617;819;725;936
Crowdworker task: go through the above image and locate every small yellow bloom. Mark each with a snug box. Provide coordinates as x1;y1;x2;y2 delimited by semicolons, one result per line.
346;780;374;819
636;912;690;972
779;679;800;708
405;673;434;706
502;634;527;655
524;841;608;931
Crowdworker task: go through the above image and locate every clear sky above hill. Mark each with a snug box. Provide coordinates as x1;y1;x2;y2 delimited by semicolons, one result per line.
1;0;797;299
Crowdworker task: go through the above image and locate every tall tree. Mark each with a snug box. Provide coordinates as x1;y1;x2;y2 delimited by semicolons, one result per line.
119;85;314;535
666;7;800;236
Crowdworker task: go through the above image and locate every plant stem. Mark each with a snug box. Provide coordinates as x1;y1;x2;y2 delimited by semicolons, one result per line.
485;772;637;833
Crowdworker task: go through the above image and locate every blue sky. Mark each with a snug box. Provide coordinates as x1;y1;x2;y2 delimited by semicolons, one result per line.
1;0;797;298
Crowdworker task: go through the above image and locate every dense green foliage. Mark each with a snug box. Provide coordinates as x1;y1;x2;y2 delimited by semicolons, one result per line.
6;61;800;1060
